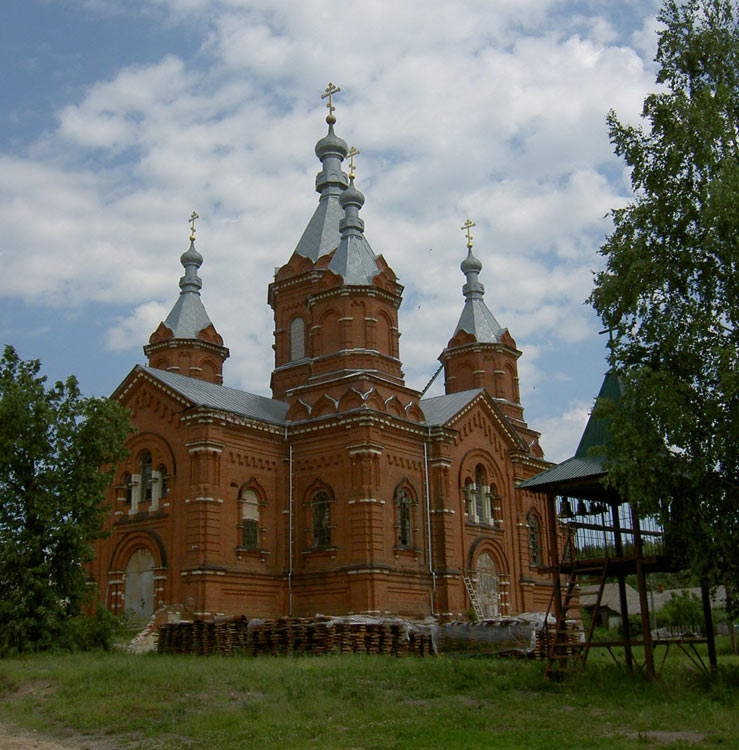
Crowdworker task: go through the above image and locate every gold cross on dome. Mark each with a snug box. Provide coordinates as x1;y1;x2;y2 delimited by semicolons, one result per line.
321;82;341;117
189;211;199;241
347;146;360;179
461;219;476;249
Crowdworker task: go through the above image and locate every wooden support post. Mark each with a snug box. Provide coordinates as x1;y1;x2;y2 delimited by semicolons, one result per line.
632;508;655;681
701;581;718;670
612;502;633;670
547;492;561;619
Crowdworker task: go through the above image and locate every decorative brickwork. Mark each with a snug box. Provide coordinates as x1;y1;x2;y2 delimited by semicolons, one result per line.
89;108;554;622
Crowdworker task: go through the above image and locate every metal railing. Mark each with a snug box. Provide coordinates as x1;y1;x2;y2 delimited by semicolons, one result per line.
558;500;665;561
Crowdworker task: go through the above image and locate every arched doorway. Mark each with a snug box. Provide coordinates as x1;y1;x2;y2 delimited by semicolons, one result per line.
124;548;155;618
475;552;500;618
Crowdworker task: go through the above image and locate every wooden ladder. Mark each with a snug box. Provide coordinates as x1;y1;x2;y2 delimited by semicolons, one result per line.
462;575;485;621
543;562;607;680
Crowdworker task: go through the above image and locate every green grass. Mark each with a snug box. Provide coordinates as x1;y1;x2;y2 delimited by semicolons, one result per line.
1;642;737;749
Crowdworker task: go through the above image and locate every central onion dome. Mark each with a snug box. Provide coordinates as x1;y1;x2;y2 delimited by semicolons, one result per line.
315;122;348;161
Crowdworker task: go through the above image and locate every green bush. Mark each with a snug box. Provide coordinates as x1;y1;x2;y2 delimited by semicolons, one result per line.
57;606;126;652
0;604;125;656
618;614;643;638
657;591;704;629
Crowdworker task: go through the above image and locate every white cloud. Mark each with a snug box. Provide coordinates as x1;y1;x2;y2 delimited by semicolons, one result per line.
107;301;171;351
631;7;662;65
2;0;658;415
536;399;594;463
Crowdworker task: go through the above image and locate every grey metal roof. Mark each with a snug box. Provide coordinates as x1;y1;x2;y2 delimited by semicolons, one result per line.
517;455;606;490
294;195;345;261
327;179;381;285
162;240;215;339
163;293;213;339
294;122;349;261
580;582;641;614
139;366;289;425
452;249;505;343
454;298;505;343
329;233;380;285
580;584;726;615
420;388;484;426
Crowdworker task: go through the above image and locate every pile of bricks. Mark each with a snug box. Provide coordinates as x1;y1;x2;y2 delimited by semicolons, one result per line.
157;615;435;657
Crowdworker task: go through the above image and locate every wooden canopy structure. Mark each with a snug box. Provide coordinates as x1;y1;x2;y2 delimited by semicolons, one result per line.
519;372;717;680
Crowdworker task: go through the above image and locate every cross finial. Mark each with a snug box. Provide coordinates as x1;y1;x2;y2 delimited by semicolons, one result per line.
461;219;476;249
347;146;360;180
321;82;341;123
189;211;199;242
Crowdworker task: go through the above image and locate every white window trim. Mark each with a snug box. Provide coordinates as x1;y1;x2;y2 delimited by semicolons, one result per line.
129;473;141;515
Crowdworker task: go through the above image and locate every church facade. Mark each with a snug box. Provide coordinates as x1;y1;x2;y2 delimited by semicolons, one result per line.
90;96;554;621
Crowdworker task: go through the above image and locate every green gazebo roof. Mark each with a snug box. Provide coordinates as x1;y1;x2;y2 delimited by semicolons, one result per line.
517;371;623;500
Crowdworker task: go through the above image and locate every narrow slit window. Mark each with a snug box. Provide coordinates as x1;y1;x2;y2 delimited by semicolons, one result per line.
289;317;305;361
397;491;412;547
240;489;260;550
312;490;331;547
528;513;541;568
140;452;153;501
475;465;486;521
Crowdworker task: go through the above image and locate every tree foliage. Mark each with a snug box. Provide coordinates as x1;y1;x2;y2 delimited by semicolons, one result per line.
0;346;131;652
657;591;705;629
589;0;739;612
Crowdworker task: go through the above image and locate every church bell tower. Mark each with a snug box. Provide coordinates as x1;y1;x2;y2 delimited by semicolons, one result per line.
144;212;229;384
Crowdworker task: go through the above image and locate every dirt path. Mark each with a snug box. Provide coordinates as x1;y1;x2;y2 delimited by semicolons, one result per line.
0;720;126;750
0;721;74;750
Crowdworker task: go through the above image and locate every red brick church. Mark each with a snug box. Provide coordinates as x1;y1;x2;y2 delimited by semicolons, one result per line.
90;89;554;621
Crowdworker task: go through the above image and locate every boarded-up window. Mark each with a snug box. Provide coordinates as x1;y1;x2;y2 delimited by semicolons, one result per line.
319;311;341;355
312;490;331;547
241;488;260;549
289;317;305;361
377;312;393;355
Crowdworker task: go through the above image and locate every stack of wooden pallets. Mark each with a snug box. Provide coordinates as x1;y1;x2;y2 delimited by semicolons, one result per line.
157;616;435;657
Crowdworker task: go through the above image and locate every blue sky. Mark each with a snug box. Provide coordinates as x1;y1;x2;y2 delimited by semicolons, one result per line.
1;0;663;461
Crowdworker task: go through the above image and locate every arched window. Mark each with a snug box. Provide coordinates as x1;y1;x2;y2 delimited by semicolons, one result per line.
464;478;474;518
158;465;169;499
289;317;305;361
397;490;412;547
140;451;153;501
312;490;331;548
528;512;541;568
240;488;260;550
123;473;133;505
474;465;486;522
